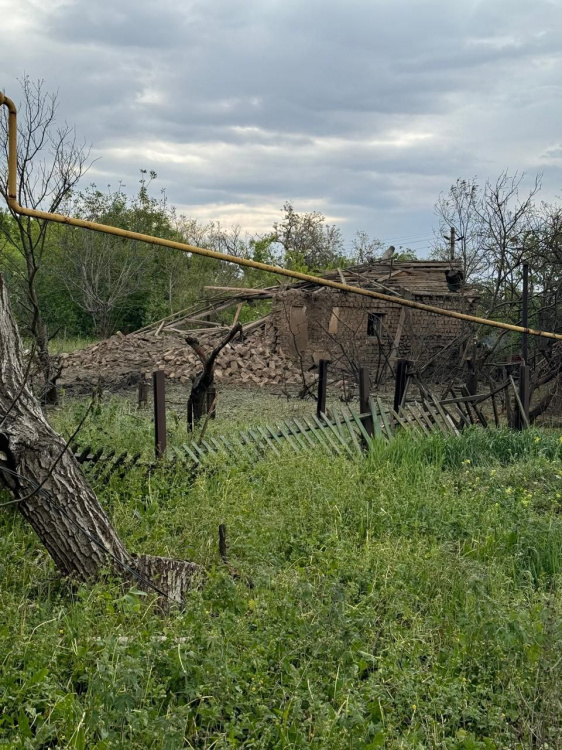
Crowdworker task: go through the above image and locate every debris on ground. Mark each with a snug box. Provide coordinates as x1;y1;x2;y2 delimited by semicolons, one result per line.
59;321;321;392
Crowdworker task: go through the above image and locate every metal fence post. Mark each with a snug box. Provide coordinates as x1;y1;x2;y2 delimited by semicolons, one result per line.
137;380;149;409
393;359;410;413
518;364;530;430
359;366;373;438
317;360;328;419
153;370;167;459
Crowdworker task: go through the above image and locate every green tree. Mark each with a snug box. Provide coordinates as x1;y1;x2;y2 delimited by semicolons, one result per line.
272;202;346;271
0;77;91;402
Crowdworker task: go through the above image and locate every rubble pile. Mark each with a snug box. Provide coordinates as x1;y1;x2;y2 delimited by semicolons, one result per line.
60;325;315;390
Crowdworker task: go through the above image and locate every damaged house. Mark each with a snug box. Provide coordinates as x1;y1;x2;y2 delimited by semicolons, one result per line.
270;260;478;380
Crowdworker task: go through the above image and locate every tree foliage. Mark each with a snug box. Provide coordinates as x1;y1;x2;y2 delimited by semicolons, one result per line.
0;76;91;401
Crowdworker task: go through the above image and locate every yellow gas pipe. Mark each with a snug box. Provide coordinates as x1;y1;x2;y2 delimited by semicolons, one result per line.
1;91;561;342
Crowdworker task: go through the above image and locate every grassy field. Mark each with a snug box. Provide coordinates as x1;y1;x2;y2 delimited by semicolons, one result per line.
2;393;562;749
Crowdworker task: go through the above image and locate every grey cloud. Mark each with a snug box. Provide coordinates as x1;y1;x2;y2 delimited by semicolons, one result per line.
2;0;562;245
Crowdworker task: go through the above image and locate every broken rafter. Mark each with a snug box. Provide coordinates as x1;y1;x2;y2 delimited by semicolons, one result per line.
204;286;274;296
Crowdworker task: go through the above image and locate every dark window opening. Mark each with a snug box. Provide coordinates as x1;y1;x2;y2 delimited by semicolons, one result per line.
367;312;384;338
445;269;463;292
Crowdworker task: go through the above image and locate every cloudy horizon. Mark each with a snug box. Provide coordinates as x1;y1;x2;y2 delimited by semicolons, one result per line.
2;0;562;255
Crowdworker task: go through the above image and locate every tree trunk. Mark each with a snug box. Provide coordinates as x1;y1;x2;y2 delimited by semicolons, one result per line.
0;274;199;602
186;323;242;430
24;251;59;405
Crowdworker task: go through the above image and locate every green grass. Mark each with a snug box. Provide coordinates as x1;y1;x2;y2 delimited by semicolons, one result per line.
22;337;99;356
2;400;562;748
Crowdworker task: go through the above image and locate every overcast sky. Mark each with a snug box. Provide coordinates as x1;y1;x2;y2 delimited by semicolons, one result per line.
2;0;562;254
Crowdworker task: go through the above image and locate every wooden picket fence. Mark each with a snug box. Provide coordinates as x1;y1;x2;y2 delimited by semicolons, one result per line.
73;394;460;478
170;396;459;466
72;444;143;481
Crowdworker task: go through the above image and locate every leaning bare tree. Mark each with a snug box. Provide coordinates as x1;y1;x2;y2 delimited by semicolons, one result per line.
0;274;199;602
186;323;243;428
0;77;91;403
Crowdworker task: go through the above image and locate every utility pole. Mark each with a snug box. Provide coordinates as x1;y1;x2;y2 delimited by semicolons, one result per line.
517;262;530;429
521;262;529;365
443;227;456;261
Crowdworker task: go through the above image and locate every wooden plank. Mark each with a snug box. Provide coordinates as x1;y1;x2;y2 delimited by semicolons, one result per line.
368;397;383;439
376;397;394;438
191;441;209;461
266;425;285;449
256;427;281;456
518;365;530;429
209;437;227;454
432;395;460;436
349;407;374;446
415;402;436;433
201;440;219;456
291;419;318;450
102;452;129;481
404;404;429;434
389;307;406;365
313;415;346;456
450;402;470;429
232;301;244;327
389;407;413;433
510;375;530;429
339;407;363;456
77;445;92;464
320;412;355;458
329;408;347;442
247;429;269;454
92;449;115;479
203;285;273;296
460;386;486;427
239;431;260;455
302;417;335;454
456;387;475;425
219;435;242;456
283;420;309;452
277;423;302;453
181;443;202;463
121;453;141;477
425;400;449;434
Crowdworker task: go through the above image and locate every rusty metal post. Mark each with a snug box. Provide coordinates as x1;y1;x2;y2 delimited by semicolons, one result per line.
137;380;149;409
317;360;328;419
359;366;373;438
466;345;478;396
393;359;410;413
153;370;166;459
521;262;529;364
517;364;530;430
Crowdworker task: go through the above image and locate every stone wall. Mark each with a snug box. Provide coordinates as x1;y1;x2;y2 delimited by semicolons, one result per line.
271;288;471;378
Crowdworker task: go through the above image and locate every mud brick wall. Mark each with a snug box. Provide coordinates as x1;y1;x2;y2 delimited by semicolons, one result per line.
271;288;470;378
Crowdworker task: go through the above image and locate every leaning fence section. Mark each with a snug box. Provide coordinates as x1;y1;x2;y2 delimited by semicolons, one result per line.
73;360;530;478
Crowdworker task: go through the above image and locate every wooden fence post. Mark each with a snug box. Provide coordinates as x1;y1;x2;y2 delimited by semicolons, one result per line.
153;370;167;459
137;380;149;409
206;385;217;420
393;359;410;413
466;356;478;396
359;366;373;438
317;359;328;419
